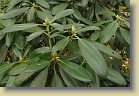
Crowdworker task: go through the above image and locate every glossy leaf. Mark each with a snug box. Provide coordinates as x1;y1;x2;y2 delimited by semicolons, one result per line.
24;61;50;73
59;61;93;82
0;63;15;74
77;26;100;33
6;76;16;87
3;7;29;19
89;31;100;41
52;3;68;15
35;0;49;9
120;28;130;44
89;41;122;59
8;63;28;75
30;68;48;87
27;7;35;22
78;39;107;77
51;9;74;22
0;44;8;64
6;32;14;47
52;72;64;87
100;21;118;43
52;37;69;52
0;23;39;35
59;67;79;87
107;68;127;85
26;31;44;42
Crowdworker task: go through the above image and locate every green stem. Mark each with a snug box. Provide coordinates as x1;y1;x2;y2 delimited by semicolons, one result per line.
46;26;52;48
80;58;86;66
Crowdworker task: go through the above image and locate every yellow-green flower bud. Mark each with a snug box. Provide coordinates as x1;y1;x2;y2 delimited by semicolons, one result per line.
45;17;49;25
71;25;76;36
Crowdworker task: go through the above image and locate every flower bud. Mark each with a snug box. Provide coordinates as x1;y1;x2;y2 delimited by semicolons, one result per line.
71;25;76;36
45;17;49;25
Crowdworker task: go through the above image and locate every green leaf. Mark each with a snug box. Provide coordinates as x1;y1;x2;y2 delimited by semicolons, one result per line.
107;68;127;85
81;0;89;7
23;45;32;57
73;8;82;20
36;11;53;21
6;32;14;47
14;33;25;50
120;28;130;44
26;31;44;42
0;19;15;27
0;23;39;35
52;37;69;52
35;0;49;9
6;76;16;87
30;68;48;87
59;61;93;82
8;63;28;75
50;23;64;31
77;26;100;33
7;0;23;10
51;72;64;87
12;45;22;58
27;7;35;22
59;67;79;87
0;44;8;64
89;31;100;41
29;47;51;59
51;9;74;22
100;21;118;43
89;41;122;59
52;3;68;15
24;61;50;73
0;63;15;74
2;7;29;19
15;71;34;86
78;39;107;77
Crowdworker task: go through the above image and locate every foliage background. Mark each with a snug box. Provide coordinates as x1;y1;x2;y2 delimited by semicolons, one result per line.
0;0;129;86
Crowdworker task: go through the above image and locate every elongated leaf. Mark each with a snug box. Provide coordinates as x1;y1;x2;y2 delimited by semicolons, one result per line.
8;63;28;75
24;61;50;73
73;8;82;20
81;0;89;7
52;3;68;15
26;31;44;42
52;37;69;52
86;65;100;87
0;23;39;35
51;72;64;87
14;33;25;50
89;41;122;59
59;61;93;82
107;68;127;85
100;21;118;43
27;7;35;22
51;23;64;31
6;76;16;87
0;63;15;74
77;26;100;33
7;0;23;10
15;71;34;86
0;19;15;27
6;32;14;47
29;47;50;59
36;11;53;21
23;45;32;57
35;0;49;9
89;31;100;41
30;68;48;87
0;44;8;64
59;67;79;87
120;28;130;44
78;39;107;77
3;7;29;19
12;45;22;58
51;9;74;22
